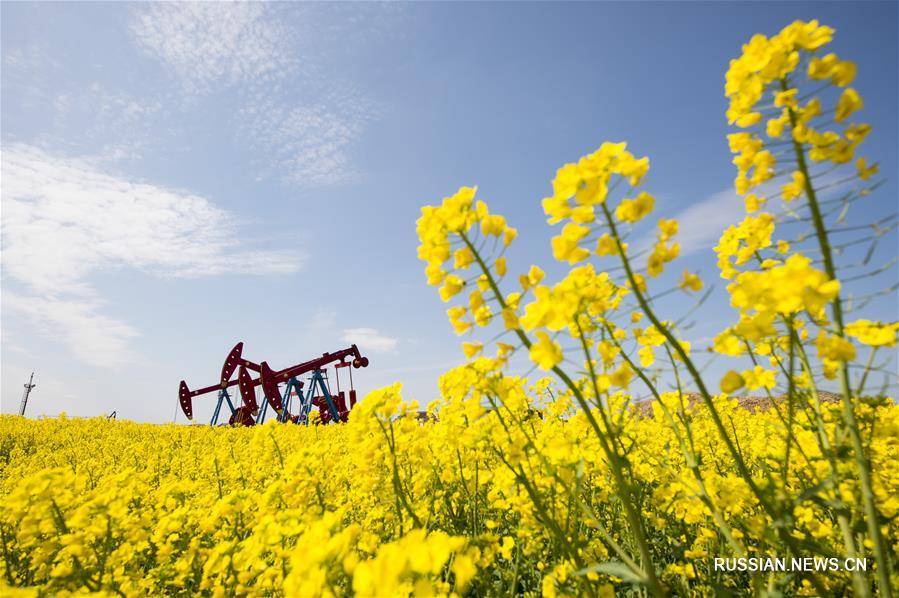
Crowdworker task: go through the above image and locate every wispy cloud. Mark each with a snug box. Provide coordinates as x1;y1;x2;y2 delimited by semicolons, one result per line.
130;2;293;96
645;173;849;259
129;2;380;187
668;188;745;257
3;293;140;367
309;309;338;332
1;44;61;108
633;188;744;259
3;40;168;163
52;83;166;162
240;90;377;186
341;328;398;353
1;144;302;364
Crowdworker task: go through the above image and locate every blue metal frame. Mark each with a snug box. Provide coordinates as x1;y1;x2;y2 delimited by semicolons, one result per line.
253;369;340;425
306;369;340;423
207;379;339;427
210;388;236;425
280;377;307;423
292;378;312;423
257;387;272;423
256;377;305;424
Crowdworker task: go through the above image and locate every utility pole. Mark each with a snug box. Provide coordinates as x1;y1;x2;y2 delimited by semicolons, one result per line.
19;372;35;416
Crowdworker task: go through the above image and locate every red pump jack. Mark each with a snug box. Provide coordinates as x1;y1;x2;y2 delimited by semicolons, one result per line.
178;342;369;425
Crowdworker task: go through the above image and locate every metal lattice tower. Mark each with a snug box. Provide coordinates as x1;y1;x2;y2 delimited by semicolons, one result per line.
19;372;35;416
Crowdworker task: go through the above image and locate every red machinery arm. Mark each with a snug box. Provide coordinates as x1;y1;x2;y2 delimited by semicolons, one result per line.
257;346;368;412
274;345;368;380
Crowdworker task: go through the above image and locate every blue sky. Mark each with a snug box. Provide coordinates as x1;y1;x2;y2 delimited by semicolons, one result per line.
2;2;896;423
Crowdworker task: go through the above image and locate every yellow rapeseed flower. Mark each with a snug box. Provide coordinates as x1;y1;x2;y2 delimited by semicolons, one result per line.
529;331;563;370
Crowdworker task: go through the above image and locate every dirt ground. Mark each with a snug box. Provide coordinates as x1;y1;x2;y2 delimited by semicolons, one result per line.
632;391;844;418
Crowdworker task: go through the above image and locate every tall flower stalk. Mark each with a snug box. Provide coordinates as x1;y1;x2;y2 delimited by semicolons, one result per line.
417;19;897;596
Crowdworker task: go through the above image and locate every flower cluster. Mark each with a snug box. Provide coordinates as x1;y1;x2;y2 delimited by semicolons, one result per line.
542;142;650;227
417;186;517;299
413;18;897;596
725;19;875;201
2;387;896;596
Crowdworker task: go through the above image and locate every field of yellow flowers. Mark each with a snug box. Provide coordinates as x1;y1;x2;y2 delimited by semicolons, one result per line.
2;19;898;597
2;389;896;596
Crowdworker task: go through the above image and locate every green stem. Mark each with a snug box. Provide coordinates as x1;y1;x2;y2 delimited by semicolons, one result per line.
459;231;665;595
605;319;746;558
783;78;893;597
787;328;868;598
599;200;831;596
855;346;878;398
487;390;645;579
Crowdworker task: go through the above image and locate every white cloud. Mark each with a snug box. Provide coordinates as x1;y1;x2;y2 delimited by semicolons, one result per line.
129;2;379;187
130;2;293;95
632;188;744;259
309;309;337;331
53;83;165;162
3;42;167;163
240;93;376;186
3;293;140;367
1;144;302;364
643;173;847;259
341;328;398;353
669;188;745;257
